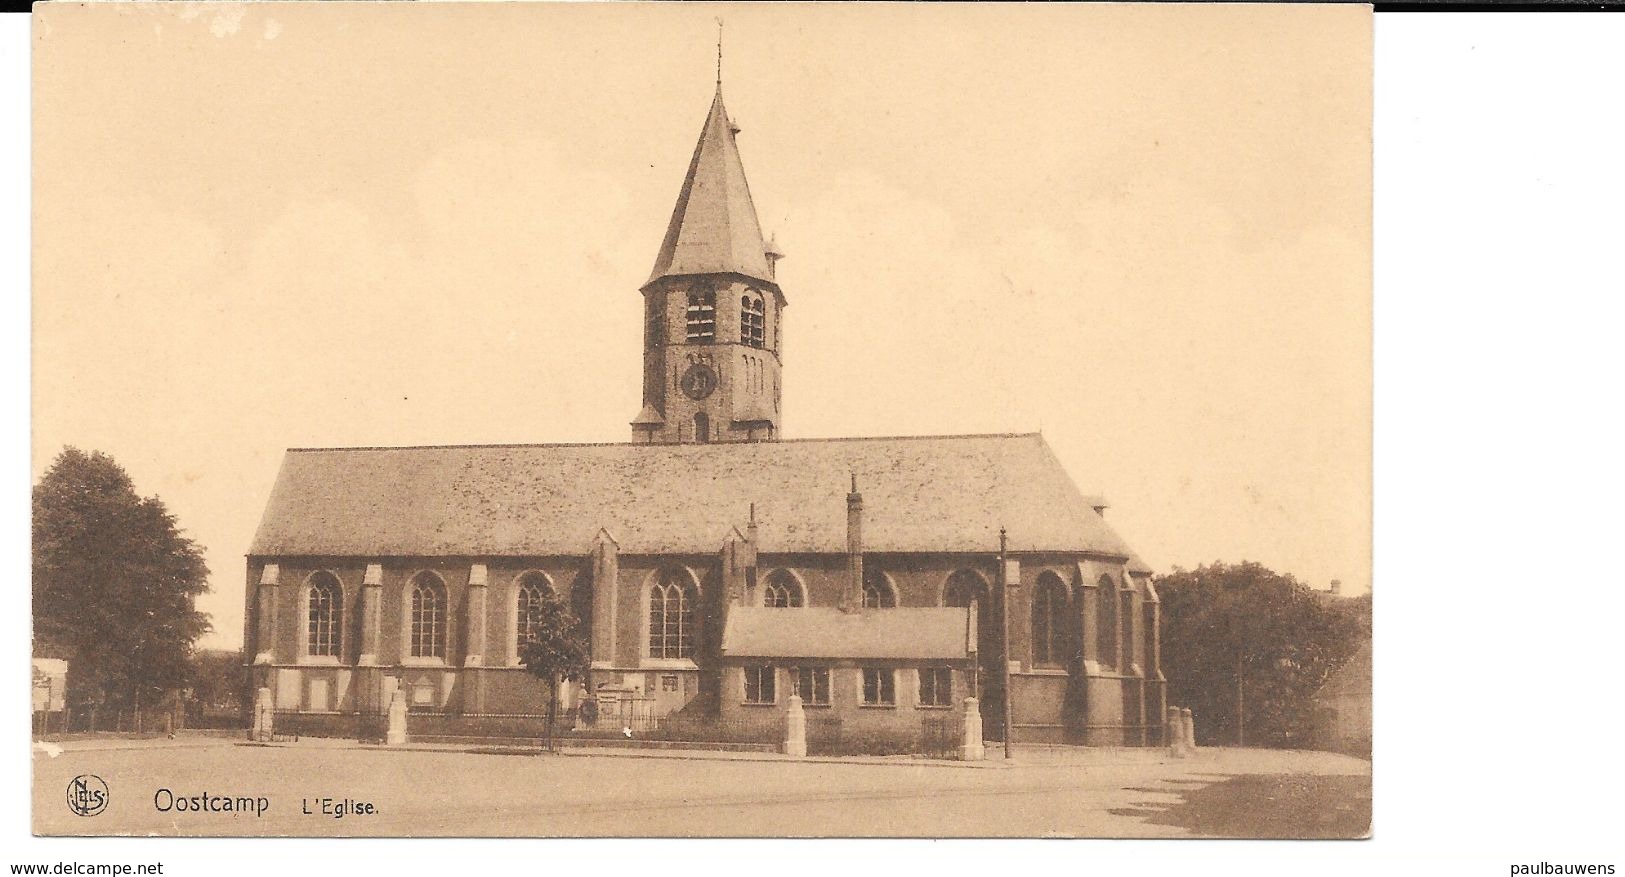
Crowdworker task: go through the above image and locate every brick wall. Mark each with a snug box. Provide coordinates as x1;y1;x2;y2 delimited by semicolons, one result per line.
245;550;1161;745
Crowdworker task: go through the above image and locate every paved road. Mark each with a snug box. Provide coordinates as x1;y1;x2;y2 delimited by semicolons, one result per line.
33;738;1369;838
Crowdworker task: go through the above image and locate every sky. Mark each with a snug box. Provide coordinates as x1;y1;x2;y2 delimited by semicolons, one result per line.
32;2;1371;651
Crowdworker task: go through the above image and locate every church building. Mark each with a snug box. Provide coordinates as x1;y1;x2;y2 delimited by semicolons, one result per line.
244;80;1165;748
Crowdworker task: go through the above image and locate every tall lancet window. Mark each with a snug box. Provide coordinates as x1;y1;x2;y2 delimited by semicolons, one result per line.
1097;574;1118;670
306;572;342;658
515;572;552;654
649;569;697;659
1119;580;1135;669
686;288;716;343
1031;573;1069;668
741;291;765;349
410;573;448;659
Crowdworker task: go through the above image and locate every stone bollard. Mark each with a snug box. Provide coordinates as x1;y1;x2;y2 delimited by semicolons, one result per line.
252;687;274;742
783;694;807;757
1166;706;1187;758
1182;708;1197;751
962;697;985;761
385;688;408;746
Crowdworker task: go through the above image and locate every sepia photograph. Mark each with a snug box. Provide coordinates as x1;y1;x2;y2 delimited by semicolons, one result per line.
30;1;1373;840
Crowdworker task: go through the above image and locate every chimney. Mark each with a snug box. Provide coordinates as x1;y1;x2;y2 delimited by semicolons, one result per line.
846;474;864;613
1330;579;1342;597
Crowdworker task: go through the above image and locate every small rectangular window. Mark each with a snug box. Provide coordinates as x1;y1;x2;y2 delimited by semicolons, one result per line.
918;667;953;707
744;665;776;704
796;667;830;706
861;667;895;706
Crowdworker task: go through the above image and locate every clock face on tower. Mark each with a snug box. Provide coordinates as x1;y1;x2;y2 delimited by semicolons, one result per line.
680;363;717;400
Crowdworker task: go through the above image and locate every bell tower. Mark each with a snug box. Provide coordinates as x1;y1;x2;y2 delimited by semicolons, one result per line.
631;83;785;445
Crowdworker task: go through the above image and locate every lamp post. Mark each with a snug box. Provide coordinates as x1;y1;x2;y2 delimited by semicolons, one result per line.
1221;577;1250;748
998;527;1013;759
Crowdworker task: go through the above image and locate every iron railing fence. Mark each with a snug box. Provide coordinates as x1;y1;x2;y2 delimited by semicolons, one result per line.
404;708;785;747
270;709;388;743
804;712;964;758
919;714;962;760
644;713;783;745
254;705;965;759
406;709;570;742
35;707;182;737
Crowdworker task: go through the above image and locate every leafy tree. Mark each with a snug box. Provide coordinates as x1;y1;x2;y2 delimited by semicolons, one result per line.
1156;561;1366;748
518;592;590;752
187;648;246;714
33;447;211;719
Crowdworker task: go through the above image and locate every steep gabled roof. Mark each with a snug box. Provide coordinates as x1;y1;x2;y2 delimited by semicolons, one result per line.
1314;642;1372;700
248;433;1144;562
646;85;776;289
722;607;972;660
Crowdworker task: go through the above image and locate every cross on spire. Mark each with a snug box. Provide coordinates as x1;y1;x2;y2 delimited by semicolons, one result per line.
715;18;724;86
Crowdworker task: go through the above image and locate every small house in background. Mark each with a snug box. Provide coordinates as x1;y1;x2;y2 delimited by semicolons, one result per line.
31;658;68;736
32;658;68;714
1312;641;1371;756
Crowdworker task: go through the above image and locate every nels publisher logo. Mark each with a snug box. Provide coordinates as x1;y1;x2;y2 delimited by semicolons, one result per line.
66;775;108;817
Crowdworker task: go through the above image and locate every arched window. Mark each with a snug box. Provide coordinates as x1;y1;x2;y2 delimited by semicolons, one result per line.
945;569;994;698
693;412;710;443
515;572;553;654
741;291;765;349
410;573;448;659
944;569;986;609
1097;574;1117;670
306;572;342;658
686;288;716;343
862;569;897;609
649;569;697;659
1119;579;1135;667
1032;573;1069;667
762;570;803;608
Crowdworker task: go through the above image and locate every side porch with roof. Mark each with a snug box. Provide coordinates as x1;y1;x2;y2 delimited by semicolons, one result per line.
718;606;975;757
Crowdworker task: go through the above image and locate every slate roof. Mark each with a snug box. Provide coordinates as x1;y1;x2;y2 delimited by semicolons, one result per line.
645;85;777;289
248;433;1148;565
721;607;972;660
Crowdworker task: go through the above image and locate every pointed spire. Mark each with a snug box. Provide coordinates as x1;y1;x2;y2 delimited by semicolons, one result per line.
646;82;776;289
